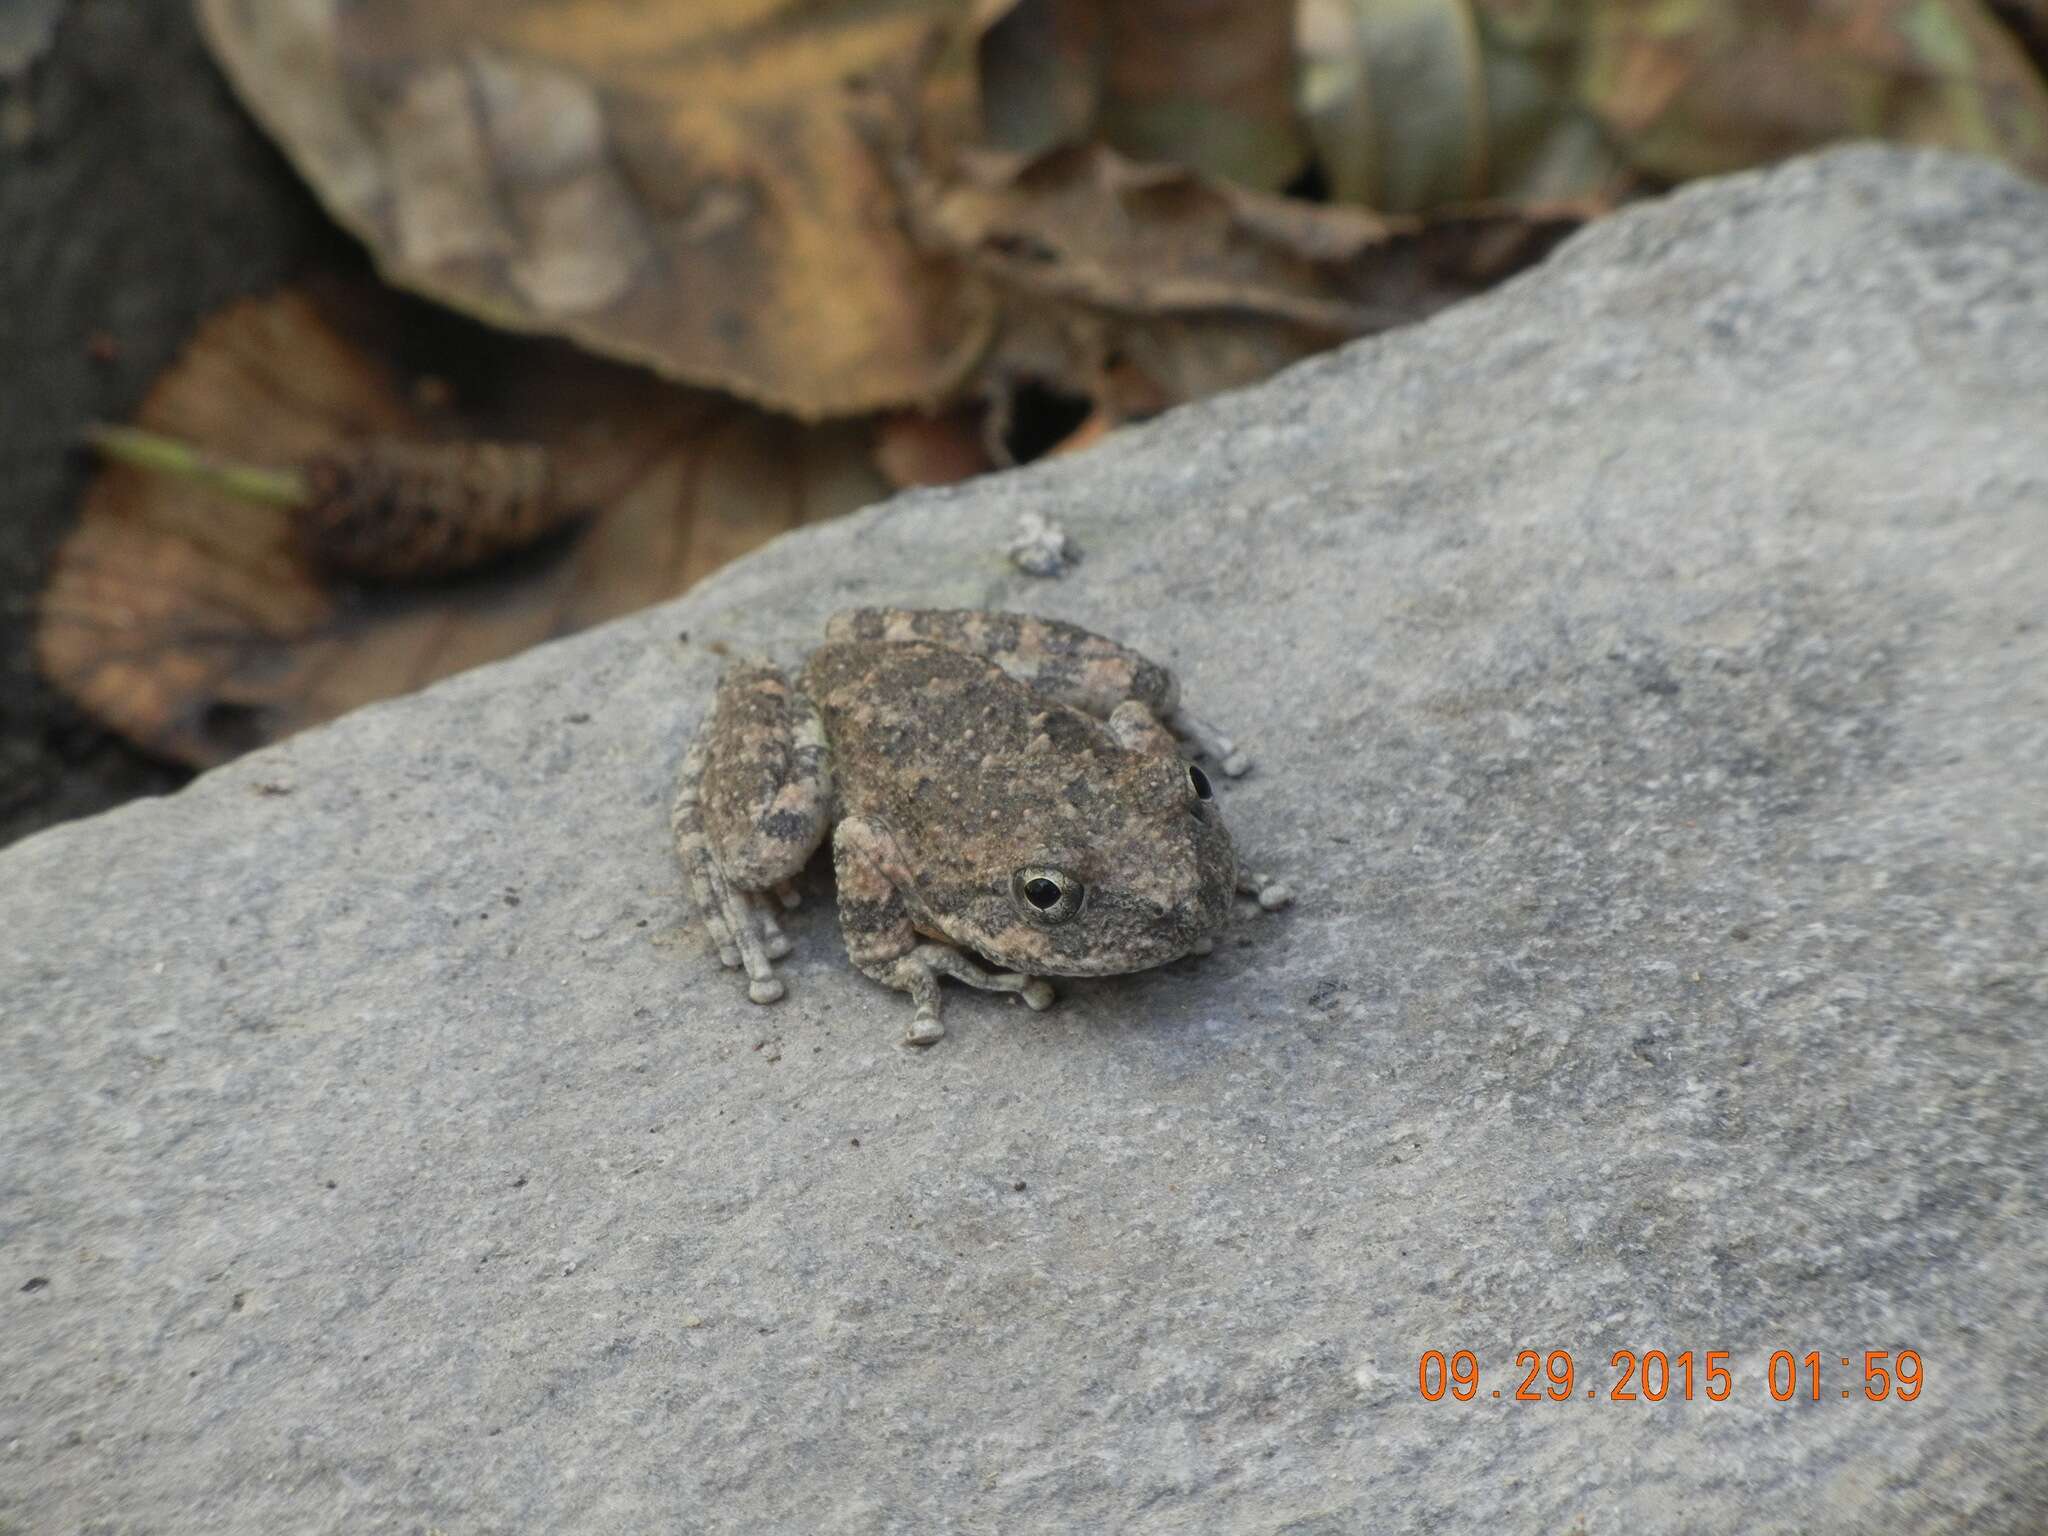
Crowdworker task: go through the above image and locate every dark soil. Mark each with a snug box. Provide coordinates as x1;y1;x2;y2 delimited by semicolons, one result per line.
0;0;345;849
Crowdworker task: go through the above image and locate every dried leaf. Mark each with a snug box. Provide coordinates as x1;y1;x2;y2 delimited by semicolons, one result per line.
84;425;574;582
979;0;1309;189
907;141;1587;411
195;0;995;419
1581;0;2048;183
196;0;1580;430
1299;0;2048;210
37;286;888;767
873;410;996;489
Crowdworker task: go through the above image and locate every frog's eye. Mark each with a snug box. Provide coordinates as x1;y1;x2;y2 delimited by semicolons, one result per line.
1011;867;1085;925
1186;764;1214;802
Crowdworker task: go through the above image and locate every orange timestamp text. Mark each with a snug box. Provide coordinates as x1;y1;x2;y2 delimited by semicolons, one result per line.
1417;1348;1924;1403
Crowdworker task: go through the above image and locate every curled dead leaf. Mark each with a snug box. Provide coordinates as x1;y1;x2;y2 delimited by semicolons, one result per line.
38;285;889;767
903;140;1588;414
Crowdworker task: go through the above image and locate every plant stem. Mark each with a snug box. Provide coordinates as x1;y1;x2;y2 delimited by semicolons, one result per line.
82;423;308;508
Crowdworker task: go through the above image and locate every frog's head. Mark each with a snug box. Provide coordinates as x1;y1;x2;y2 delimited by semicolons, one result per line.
975;753;1237;976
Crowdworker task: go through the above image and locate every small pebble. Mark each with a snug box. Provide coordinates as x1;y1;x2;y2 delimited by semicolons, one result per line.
1007;511;1074;577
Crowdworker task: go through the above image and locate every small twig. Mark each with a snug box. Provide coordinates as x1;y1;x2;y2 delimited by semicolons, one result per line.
82;423;308;509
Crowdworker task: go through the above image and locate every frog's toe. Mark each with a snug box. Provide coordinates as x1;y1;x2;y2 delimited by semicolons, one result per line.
705;917;742;969
904;1007;946;1046
1019;978;1056;1012
756;917;793;961
773;880;802;911
1188;935;1216;957
698;869;793;999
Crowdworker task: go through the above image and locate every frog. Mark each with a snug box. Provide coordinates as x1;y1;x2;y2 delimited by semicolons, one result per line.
671;608;1290;1045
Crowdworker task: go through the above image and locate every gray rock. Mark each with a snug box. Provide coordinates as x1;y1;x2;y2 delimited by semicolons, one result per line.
4;144;2046;1533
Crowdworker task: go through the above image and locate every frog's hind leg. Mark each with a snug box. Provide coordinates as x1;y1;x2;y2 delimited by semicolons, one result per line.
834;816;1053;1045
672;661;832;1005
672;732;787;1002
825;607;1251;774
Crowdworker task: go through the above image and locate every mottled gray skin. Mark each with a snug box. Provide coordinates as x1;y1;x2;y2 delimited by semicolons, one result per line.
673;607;1270;1043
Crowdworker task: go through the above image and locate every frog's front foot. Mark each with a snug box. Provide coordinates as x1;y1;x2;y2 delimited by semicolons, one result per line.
876;945;1056;1046
904;1002;946;1047
898;976;1053;1046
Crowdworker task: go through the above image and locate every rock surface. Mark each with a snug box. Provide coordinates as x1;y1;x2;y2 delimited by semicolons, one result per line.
4;145;2046;1533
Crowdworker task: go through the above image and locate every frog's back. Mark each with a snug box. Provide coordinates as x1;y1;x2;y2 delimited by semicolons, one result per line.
799;639;1107;821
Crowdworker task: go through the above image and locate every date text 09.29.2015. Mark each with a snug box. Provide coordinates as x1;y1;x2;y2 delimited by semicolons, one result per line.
1418;1349;1924;1403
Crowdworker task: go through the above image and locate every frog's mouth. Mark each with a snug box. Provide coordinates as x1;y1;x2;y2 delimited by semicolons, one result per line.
970;885;1231;977
1020;936;1206;977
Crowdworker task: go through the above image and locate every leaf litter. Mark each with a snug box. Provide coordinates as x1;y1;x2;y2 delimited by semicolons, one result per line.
41;0;2048;763
40;283;887;766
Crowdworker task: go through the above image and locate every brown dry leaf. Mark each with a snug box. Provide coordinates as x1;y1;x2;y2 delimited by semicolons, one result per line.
978;0;1309;189
195;0;994;420
873;409;996;489
1582;0;2048;183
37;285;888;767
908;142;1587;414
195;0;1583;433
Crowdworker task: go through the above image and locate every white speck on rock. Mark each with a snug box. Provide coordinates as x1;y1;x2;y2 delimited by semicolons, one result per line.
1007;510;1073;577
